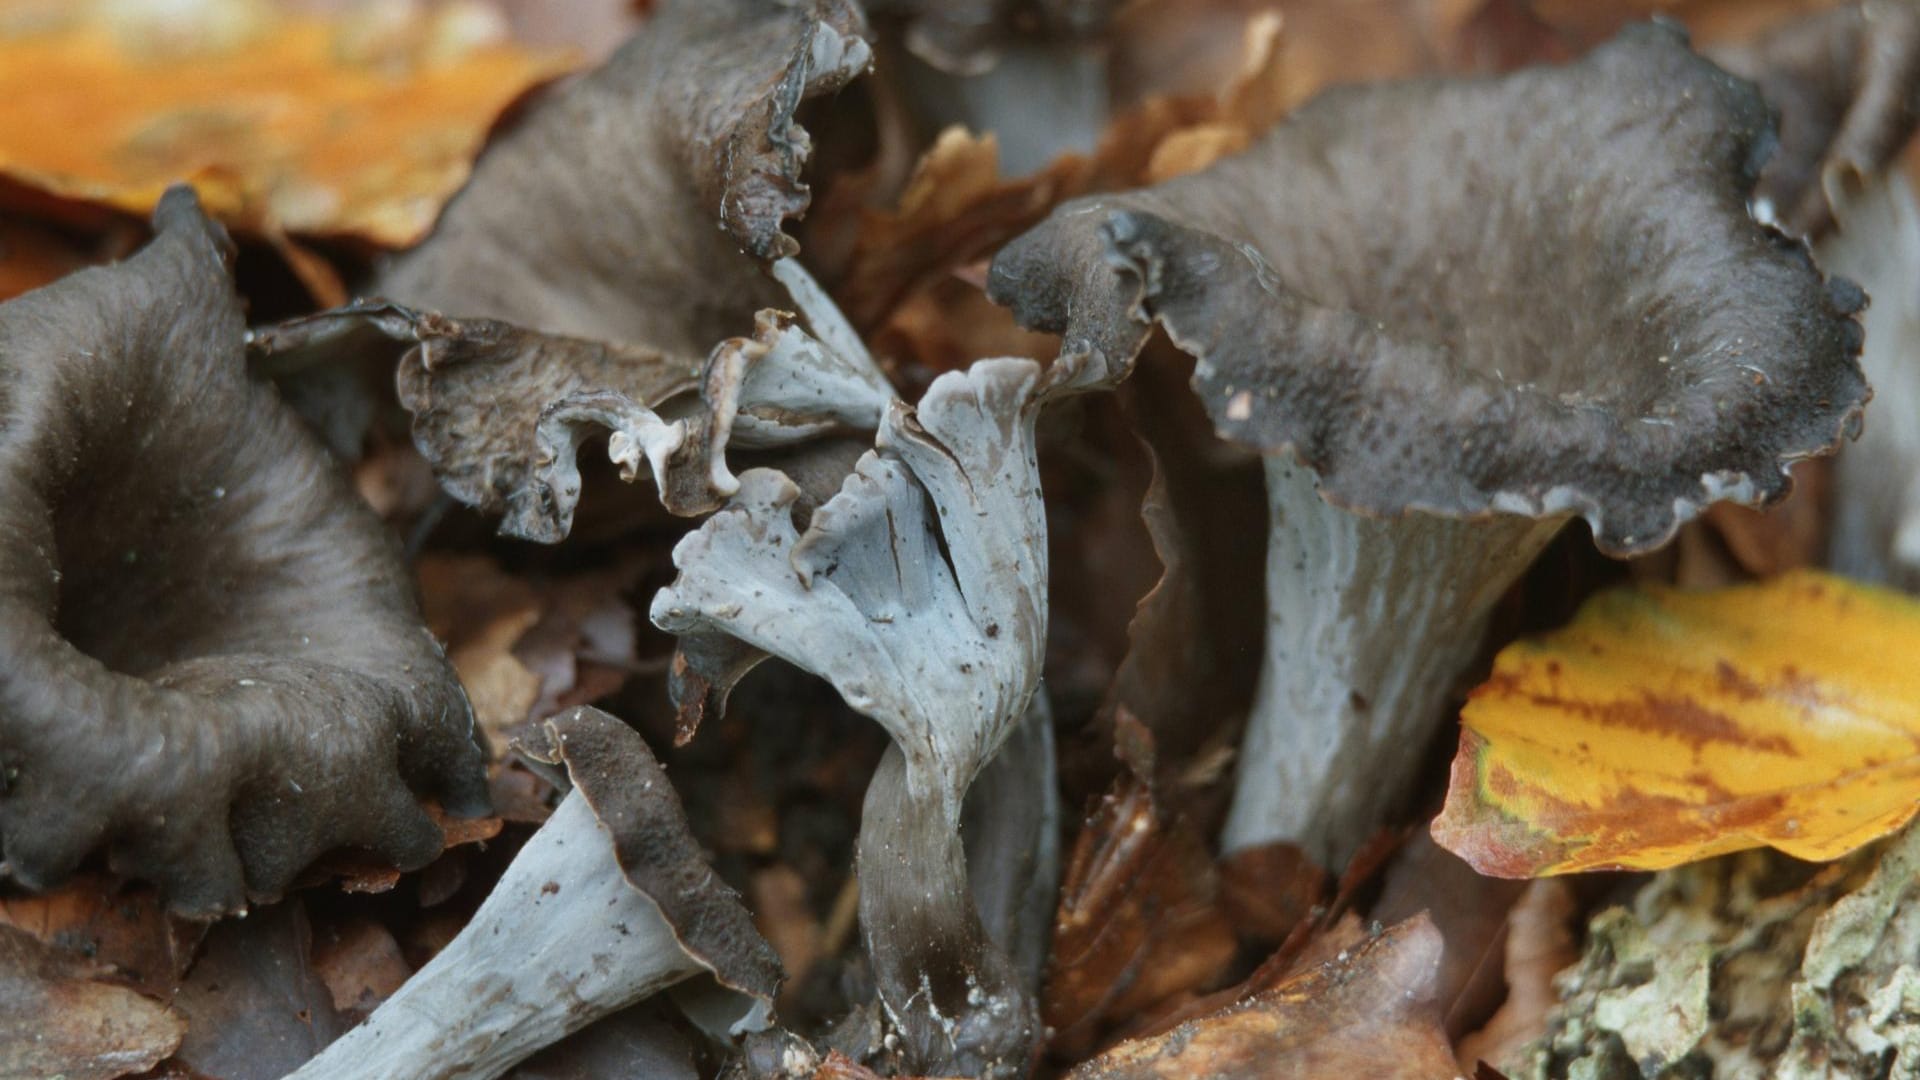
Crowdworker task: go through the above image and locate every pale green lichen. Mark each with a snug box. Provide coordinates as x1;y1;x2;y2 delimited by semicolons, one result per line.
1519;825;1920;1079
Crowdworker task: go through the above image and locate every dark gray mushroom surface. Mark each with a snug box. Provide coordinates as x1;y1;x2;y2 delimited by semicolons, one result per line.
0;189;488;917
991;21;1868;555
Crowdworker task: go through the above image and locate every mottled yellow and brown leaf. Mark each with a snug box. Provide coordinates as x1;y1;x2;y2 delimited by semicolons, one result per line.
1434;570;1920;876
0;2;577;245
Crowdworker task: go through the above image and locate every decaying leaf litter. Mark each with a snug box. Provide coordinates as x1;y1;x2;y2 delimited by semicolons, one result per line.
4;0;1920;1078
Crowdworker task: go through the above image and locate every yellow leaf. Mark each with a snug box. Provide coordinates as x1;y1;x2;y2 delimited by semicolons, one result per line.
0;2;578;246
1433;569;1920;876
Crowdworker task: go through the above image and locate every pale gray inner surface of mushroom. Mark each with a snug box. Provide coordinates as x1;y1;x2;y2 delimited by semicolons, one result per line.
284;793;707;1080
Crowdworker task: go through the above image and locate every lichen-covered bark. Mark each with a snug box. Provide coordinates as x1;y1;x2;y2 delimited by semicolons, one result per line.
1518;823;1920;1079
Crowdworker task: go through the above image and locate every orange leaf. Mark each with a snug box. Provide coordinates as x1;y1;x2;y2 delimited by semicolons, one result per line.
1434;569;1920;876
1066;914;1456;1080
0;3;577;245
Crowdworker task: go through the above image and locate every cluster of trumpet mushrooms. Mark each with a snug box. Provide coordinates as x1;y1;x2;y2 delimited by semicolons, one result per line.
2;0;1908;1077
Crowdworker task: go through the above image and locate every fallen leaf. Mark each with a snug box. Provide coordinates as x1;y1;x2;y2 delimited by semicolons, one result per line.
1373;830;1527;1038
1042;774;1239;1060
1455;879;1579;1074
309;919;411;1018
751;865;824;991
837;9;1292;336
0;923;185;1080
309;801;504;895
0;217;87;300
0;2;576;245
1066;914;1458;1080
0;875;203;997
416;554;546;749
1434;569;1920;876
1703;459;1833;576
169;899;345;1080
489;761;560;825
515;560;647;722
1118;829;1410;1044
1217;842;1327;946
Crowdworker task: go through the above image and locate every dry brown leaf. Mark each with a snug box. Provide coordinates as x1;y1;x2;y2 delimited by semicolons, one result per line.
1067;914;1458;1080
0;923;185;1080
1703;458;1834;576
0;875;203;997
1373;831;1527;1038
314;801;505;894
1217;842;1327;946
0;1;577;245
515;560;647;722
488;762;560;825
169;899;344;1080
0;217;87;300
868;274;1062;377
416;554;545;749
309;918;412;1018
839;9;1291;335
1455;880;1580;1074
351;437;442;521
751;865;825;993
1042;774;1239;1060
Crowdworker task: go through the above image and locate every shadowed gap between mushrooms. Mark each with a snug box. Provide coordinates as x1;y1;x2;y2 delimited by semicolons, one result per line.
652;357;1065;1078
1708;0;1920;240
1822;169;1920;587
286;707;782;1080
987;21;1869;868
0;188;490;918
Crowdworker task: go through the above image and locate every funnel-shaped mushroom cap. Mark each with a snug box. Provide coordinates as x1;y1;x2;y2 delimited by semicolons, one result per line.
375;0;872;355
0;189;488;917
990;22;1868;554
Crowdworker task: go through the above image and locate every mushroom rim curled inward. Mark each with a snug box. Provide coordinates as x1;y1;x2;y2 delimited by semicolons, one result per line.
0;188;489;918
988;20;1871;557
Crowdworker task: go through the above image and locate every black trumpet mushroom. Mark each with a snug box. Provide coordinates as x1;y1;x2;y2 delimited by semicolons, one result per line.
0;189;488;917
989;23;1871;868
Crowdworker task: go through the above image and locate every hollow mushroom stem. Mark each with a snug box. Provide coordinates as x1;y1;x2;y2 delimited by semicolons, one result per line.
1222;458;1563;863
858;746;1032;1071
287;707;779;1080
286;793;701;1080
